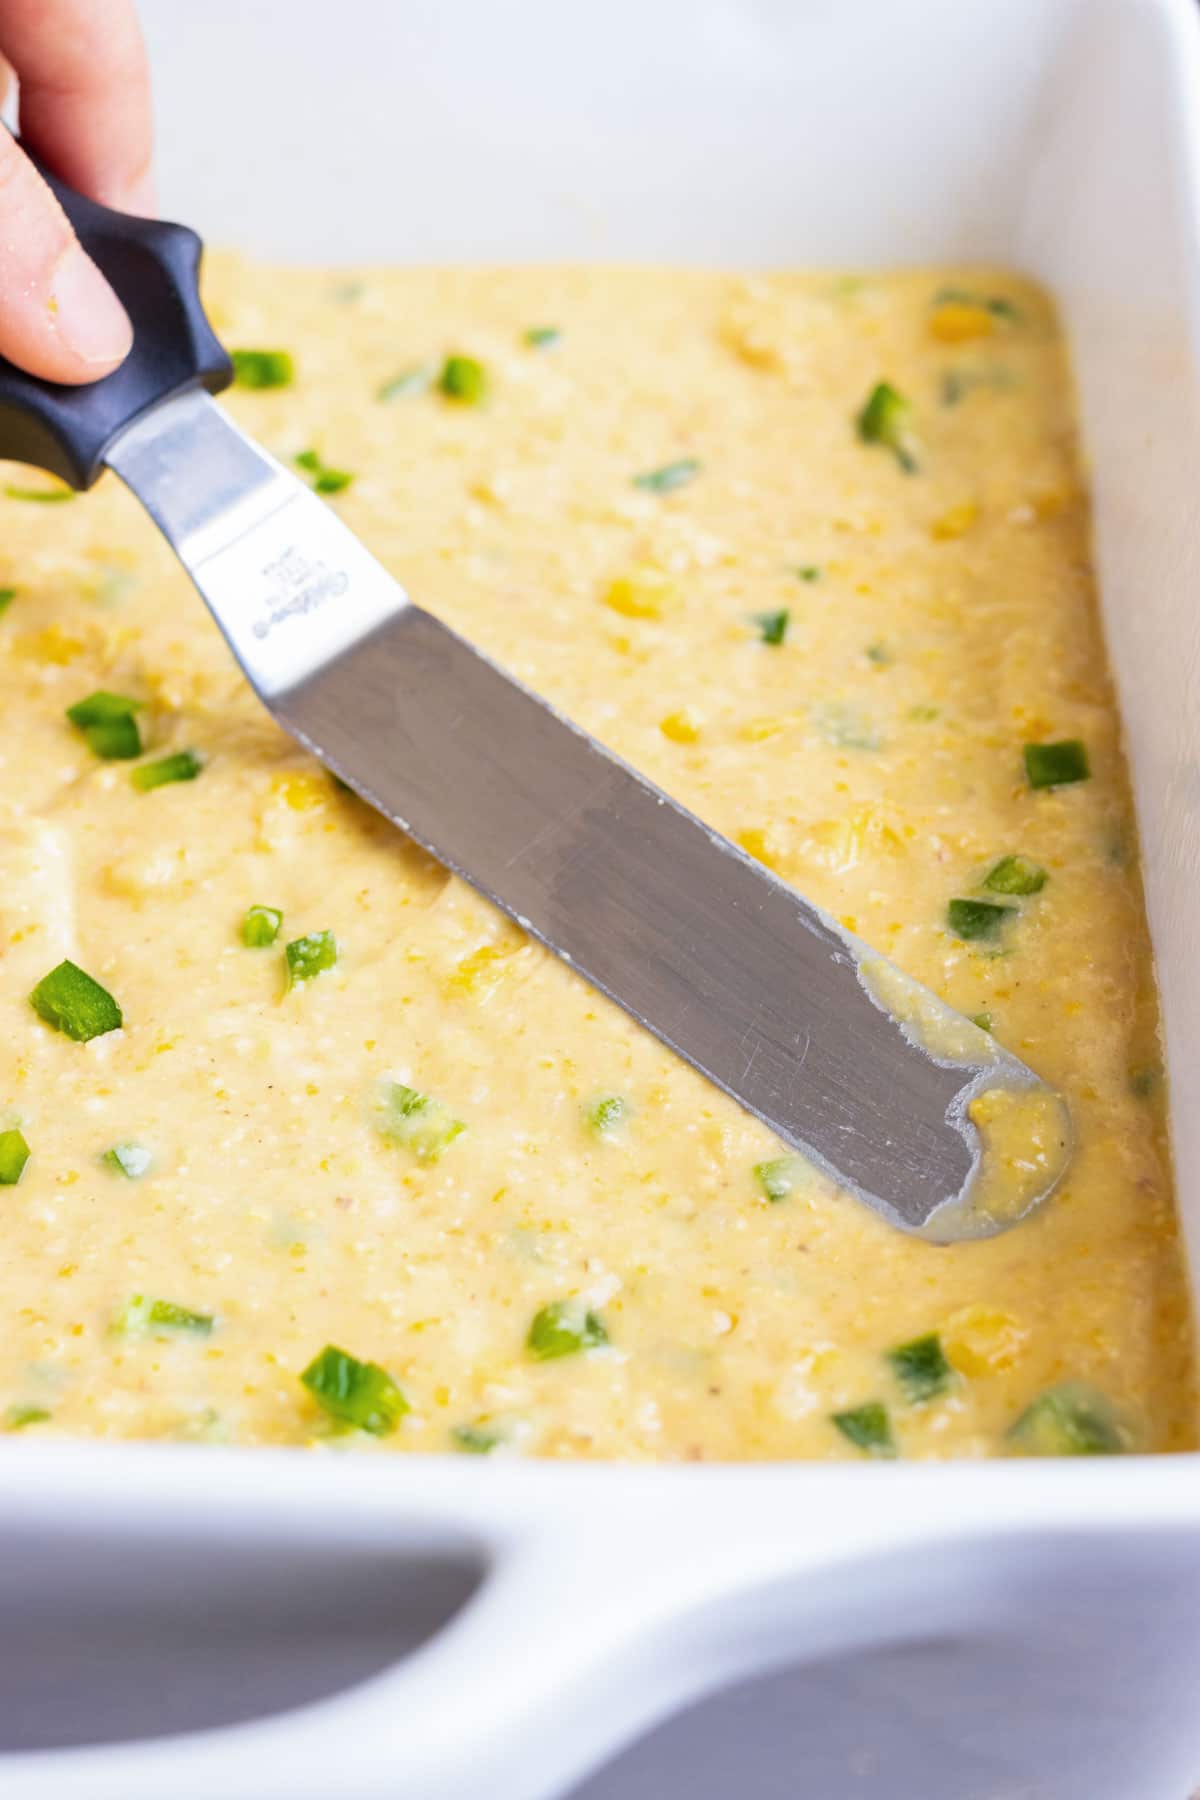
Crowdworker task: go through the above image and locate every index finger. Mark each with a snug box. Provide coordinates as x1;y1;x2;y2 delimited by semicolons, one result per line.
0;0;154;214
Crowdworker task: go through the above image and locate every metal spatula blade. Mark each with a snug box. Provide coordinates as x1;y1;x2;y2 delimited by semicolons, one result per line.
101;390;1069;1241
0;162;1069;1241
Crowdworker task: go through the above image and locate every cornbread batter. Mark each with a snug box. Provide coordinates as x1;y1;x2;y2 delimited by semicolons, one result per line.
0;263;1191;1459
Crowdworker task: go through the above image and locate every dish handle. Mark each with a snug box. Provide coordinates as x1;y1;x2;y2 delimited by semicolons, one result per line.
0;1500;936;1800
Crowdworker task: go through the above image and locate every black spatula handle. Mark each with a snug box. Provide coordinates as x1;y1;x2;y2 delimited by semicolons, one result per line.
0;147;232;489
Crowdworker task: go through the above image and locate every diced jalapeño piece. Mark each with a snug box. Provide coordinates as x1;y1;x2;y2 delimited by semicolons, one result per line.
0;1129;30;1185
751;609;790;646
452;1423;501;1454
301;1344;409;1436
285;930;337;987
5;1405;50;1429
231;348;294;389
131;749;203;791
103;1142;152;1179
754;1155;807;1203
831;1401;896;1457
295;449;355;494
243;904;283;948
527;1301;608;1360
856;382;916;472
66;690;143;760
30;961;122;1041
1024;740;1090;789
633;458;700;493
1129;1064;1161;1100
888;1332;953;1403
947;898;1010;942
984;855;1047;895
115;1296;214;1337
1007;1382;1127;1456
439;355;488;404
375;1081;466;1162
584;1094;629;1137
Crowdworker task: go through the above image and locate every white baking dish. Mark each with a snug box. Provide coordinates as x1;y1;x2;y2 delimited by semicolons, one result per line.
3;1;1200;1795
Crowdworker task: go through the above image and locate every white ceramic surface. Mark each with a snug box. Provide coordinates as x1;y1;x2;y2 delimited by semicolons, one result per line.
3;2;1200;1796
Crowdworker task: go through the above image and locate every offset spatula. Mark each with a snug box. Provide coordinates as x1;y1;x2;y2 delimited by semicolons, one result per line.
0;170;1070;1242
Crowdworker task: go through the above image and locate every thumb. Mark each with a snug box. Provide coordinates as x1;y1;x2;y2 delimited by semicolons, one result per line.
0;128;132;384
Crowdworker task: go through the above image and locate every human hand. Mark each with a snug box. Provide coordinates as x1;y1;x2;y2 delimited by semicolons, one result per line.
0;0;153;383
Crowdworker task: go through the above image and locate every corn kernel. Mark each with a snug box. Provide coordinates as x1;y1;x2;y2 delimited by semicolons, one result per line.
931;501;979;541
659;708;702;744
739;710;804;743
799;806;902;876
15;626;85;664
737;826;787;873
602;568;678;620
446;944;509;999
929;301;995;343
942;1303;1028;1375
270;770;328;812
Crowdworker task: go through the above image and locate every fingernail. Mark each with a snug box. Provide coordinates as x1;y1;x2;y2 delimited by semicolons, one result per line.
49;243;134;369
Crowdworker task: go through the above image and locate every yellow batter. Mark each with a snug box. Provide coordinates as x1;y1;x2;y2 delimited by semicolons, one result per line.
0;263;1192;1460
